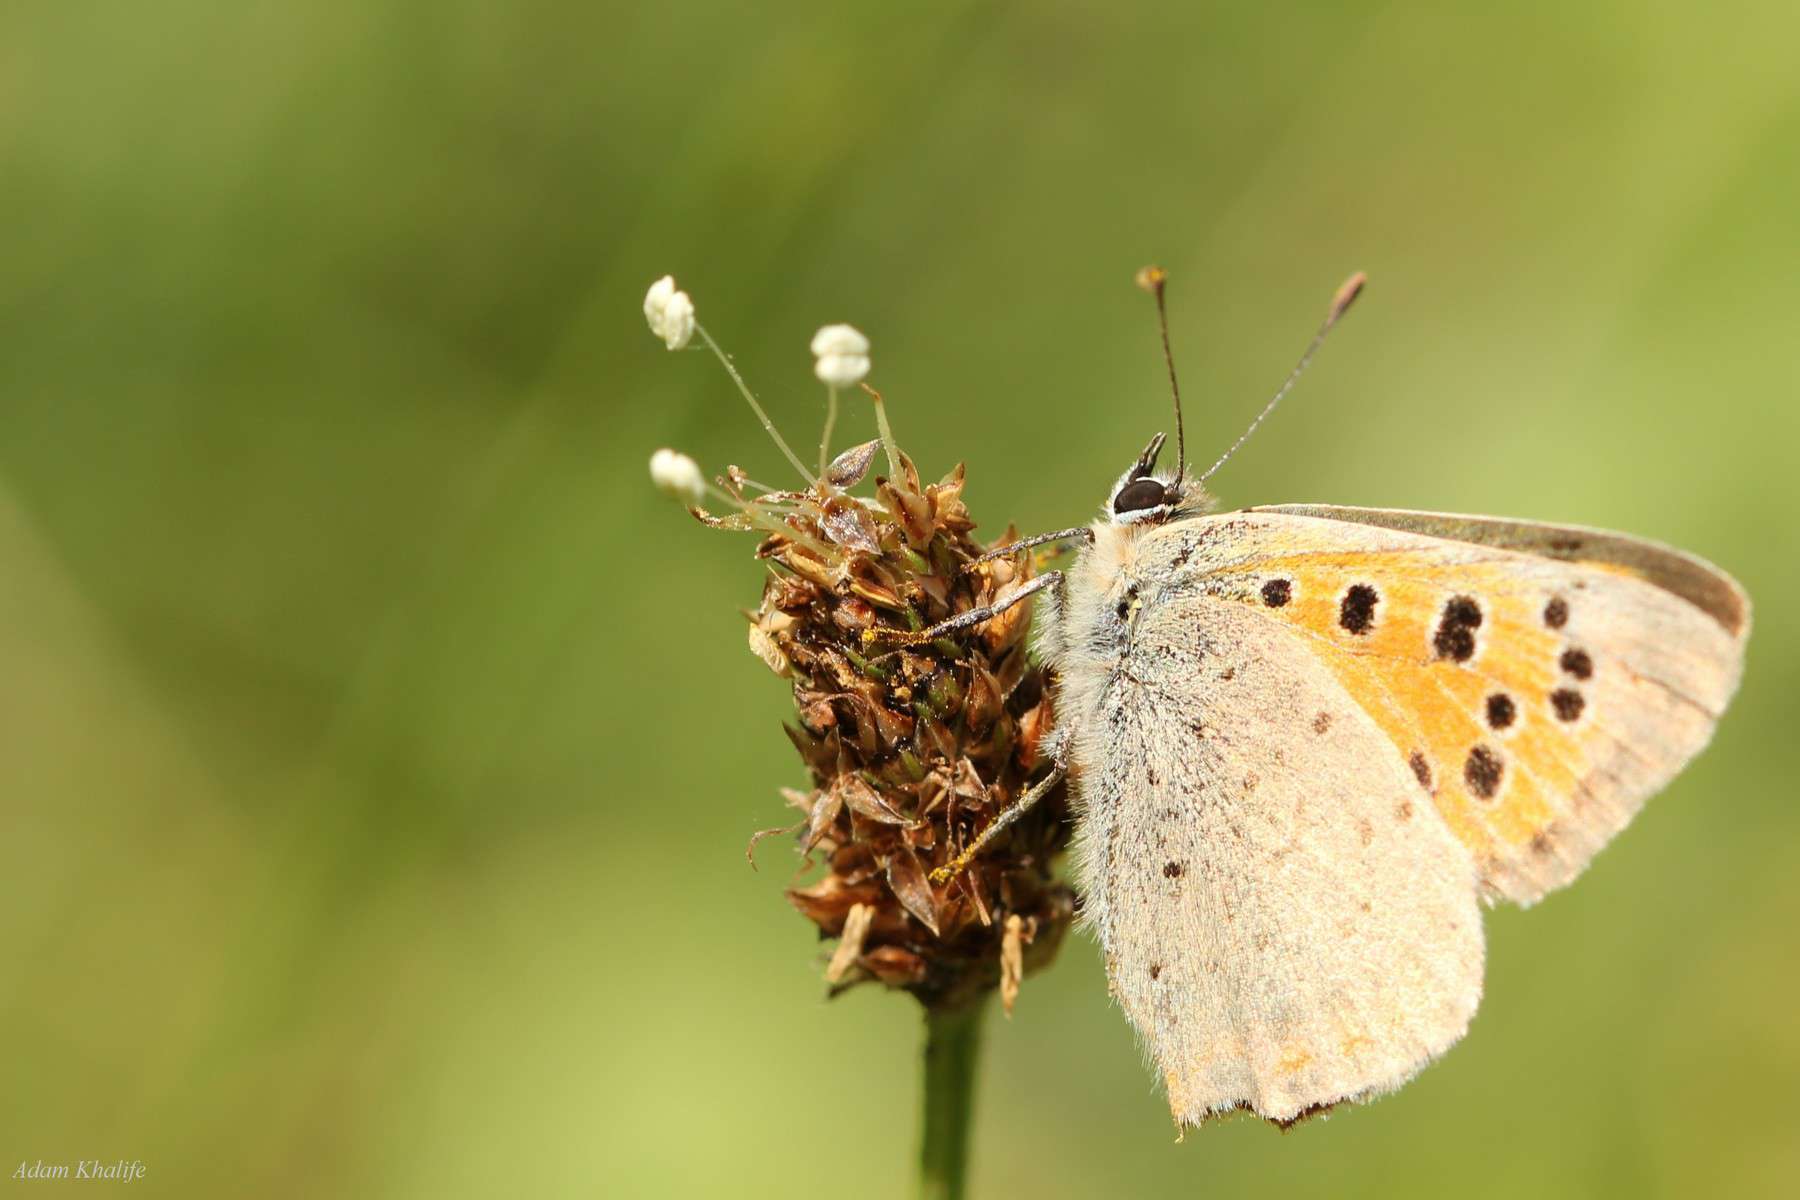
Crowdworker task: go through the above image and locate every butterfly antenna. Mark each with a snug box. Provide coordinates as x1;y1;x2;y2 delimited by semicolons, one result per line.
1134;265;1186;486
1196;271;1367;486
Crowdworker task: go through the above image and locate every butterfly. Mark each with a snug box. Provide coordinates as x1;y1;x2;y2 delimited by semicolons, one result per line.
915;269;1749;1128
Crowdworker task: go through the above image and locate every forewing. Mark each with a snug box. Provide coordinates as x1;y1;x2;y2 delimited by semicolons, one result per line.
1192;506;1751;903
1071;595;1484;1126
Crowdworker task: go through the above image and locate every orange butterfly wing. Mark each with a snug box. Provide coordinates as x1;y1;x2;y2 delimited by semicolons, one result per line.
1179;506;1748;904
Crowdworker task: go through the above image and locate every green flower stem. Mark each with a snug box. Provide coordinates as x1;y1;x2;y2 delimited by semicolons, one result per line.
695;323;817;485
918;1000;986;1200
870;386;903;480
819;384;839;478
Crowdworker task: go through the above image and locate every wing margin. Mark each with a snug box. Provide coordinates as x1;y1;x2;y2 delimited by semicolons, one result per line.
1252;504;1749;638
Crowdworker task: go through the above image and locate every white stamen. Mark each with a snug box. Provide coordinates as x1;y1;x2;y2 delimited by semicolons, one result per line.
644;275;695;351
811;323;870;387
649;448;706;506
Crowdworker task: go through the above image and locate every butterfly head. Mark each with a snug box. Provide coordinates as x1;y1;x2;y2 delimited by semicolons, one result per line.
1107;432;1209;525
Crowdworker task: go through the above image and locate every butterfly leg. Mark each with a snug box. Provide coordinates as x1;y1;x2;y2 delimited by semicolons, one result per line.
865;570;1063;647
966;526;1094;569
930;731;1069;886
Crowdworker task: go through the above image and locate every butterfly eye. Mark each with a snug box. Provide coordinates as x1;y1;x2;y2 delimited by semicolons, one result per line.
1113;477;1170;514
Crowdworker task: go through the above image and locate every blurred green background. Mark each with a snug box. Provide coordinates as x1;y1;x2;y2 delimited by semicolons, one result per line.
3;2;1797;1196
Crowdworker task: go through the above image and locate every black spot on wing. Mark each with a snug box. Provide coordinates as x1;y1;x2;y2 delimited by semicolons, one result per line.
1485;693;1516;730
1543;596;1569;629
1560;648;1593;679
1261;578;1292;607
1434;595;1483;662
1114;583;1138;623
1464;745;1503;799
1551;688;1586;721
1339;584;1379;634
